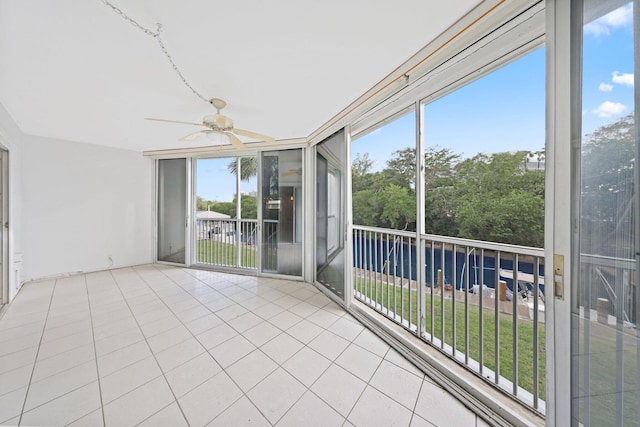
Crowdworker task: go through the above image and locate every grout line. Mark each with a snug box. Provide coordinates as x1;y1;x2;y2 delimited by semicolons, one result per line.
408;379;427;426
148;264;276;426
237;297;361;424
133;400;179;426
341;338;386;424
83;274;107;427
15;380;101;422
154;265;314;426
270;346;337;424
112;266;196;426
22;348;95;388
0;345;41;375
28;331;94;364
17;278;58;425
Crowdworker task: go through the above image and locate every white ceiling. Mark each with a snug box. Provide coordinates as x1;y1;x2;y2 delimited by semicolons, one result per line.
0;0;481;152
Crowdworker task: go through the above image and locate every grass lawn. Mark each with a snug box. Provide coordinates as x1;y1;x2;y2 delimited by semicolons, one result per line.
196;239;257;268
355;277;546;400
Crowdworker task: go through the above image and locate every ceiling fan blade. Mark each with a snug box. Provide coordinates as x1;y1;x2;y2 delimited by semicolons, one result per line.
145;118;203;127
226;133;247;150
233;128;275;142
179;130;208;141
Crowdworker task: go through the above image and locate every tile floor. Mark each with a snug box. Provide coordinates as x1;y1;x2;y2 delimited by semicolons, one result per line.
0;264;488;426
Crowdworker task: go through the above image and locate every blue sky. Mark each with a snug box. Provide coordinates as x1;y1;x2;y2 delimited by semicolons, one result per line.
353;2;634;172
199;2;634;201
582;2;634;135
353;48;546;172
196;158;256;204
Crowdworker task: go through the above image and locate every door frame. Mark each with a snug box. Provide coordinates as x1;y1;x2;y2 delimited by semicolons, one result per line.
257;149;305;280
546;0;578;424
155;157;191;266
312;127;351;306
0;148;8;307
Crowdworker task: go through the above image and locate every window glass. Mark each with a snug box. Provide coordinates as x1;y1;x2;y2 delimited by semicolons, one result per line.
195;157;257;268
351;110;417;231
422;48;545;247
573;2;637;425
157;159;186;263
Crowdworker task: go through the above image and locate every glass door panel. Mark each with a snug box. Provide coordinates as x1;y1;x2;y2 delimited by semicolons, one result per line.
572;1;638;425
261;150;303;276
195;156;258;270
157;158;187;264
0;150;6;307
316;130;346;298
316;155;328;269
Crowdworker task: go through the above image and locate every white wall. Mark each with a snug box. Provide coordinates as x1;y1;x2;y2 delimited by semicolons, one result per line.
21;135;153;282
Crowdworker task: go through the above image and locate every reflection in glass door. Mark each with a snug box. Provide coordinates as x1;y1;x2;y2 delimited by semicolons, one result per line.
572;1;638;425
261;150;303;276
157;158;187;264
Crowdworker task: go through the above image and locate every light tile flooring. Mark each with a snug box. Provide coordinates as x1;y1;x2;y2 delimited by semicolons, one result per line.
0;264;488;426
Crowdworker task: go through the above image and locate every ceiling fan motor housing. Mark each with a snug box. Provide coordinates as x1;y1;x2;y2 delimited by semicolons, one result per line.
203;114;233;130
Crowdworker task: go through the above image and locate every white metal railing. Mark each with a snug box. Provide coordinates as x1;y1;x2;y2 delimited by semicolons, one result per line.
262;219;278;272
196;218;257;269
353;224;546;413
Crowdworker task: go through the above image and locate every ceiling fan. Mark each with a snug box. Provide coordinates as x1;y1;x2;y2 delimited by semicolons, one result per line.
145;98;275;150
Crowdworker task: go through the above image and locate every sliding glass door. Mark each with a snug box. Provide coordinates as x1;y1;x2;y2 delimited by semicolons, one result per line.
316;130;346;298
157;151;304;277
261;149;303;277
157;158;187;264
570;1;638;425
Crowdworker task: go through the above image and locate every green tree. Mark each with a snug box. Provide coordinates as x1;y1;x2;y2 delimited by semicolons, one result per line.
352;185;416;230
384;147;416;188
352;153;376;192
240;194;258;219
423;146;461;236
227;157;258;181
352;189;380;227
196;196;208;211
457;190;544;247
452;151;544;246
351;146;545;246
211;201;236;217
352;152;375;176
379;184;416;230
580;113;634;257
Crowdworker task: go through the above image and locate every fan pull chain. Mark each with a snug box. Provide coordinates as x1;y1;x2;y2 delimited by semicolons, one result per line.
100;0;211;105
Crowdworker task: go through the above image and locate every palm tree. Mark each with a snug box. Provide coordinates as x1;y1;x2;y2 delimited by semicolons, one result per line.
227;157;257;181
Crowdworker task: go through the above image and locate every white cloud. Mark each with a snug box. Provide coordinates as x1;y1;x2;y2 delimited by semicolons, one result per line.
612;71;634;86
585;4;633;36
602;4;634;26
599;82;614;92
592;101;626;118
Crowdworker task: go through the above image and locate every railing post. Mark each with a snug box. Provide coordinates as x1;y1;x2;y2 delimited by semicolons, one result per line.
495;251;502;386
236;157;242;268
415;100;425;337
512;253;519;396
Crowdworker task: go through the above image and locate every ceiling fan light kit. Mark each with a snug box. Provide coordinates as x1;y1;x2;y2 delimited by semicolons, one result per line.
205;131;226;144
